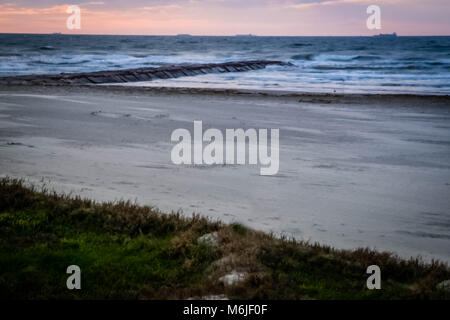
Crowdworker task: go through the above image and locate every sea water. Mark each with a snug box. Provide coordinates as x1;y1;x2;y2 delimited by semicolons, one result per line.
1;34;449;94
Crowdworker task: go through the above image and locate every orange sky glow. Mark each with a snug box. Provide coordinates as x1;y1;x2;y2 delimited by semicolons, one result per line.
0;0;449;36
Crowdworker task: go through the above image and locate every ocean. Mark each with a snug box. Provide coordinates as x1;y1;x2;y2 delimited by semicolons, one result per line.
1;34;450;94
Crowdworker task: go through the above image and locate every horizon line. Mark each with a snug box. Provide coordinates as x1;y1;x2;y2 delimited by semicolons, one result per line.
2;32;450;37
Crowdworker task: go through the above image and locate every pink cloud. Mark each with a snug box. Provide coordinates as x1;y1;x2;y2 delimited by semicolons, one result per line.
0;1;448;35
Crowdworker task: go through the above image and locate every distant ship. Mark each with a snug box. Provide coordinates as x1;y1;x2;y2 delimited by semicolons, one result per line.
235;34;256;37
176;34;192;37
373;32;397;39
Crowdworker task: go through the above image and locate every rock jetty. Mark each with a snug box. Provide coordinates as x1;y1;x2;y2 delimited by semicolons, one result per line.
0;60;291;86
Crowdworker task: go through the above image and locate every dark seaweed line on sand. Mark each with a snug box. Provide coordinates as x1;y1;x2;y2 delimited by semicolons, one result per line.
0;60;291;86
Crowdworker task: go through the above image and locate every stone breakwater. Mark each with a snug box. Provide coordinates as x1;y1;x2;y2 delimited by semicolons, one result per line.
0;60;291;86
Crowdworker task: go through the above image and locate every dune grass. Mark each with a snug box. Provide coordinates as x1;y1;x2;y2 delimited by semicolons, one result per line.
0;178;448;300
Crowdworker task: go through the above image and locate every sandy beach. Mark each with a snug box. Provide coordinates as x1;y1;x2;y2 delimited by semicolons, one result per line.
1;85;449;262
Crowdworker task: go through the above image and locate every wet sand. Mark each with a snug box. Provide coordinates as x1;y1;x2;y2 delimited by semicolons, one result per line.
1;85;449;262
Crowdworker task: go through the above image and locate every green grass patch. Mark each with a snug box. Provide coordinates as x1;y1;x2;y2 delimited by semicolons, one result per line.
0;178;449;300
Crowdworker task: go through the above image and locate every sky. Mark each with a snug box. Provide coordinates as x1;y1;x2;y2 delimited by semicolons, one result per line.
0;0;449;36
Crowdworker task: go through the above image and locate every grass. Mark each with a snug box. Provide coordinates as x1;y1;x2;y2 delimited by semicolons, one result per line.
0;177;449;300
